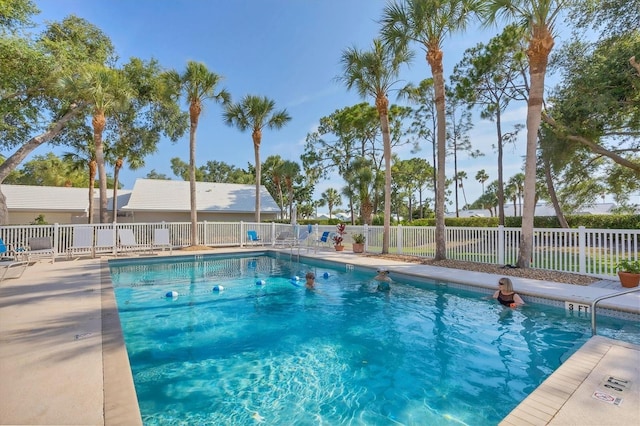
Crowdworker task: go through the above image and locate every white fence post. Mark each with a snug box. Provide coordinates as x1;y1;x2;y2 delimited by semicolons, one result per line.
578;226;586;274
53;223;59;255
498;225;505;265
364;224;369;252
398;224;403;255
240;221;245;247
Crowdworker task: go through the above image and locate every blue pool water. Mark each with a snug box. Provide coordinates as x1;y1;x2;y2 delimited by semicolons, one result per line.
110;253;639;425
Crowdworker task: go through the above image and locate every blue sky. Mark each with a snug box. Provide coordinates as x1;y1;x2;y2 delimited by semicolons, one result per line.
26;0;538;212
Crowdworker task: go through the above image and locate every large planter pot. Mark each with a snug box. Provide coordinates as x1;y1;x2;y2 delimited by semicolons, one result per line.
352;243;364;253
618;271;640;288
335;245;345;252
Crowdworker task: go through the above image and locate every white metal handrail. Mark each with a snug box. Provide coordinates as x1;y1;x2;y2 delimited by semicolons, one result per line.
591;287;640;336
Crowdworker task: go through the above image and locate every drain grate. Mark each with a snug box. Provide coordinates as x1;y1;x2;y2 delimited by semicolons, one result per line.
74;332;94;340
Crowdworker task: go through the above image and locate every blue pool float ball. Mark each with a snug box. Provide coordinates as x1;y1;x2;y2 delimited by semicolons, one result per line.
291;276;300;281
323;272;330;279
256;279;266;286
165;291;179;298
212;285;224;292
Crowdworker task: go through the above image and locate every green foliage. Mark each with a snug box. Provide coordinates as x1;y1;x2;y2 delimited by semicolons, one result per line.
352;233;366;244
400;215;640;229
30;214;47;225
616;259;640;274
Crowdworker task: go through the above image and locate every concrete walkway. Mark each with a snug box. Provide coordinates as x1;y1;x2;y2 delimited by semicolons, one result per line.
0;249;638;425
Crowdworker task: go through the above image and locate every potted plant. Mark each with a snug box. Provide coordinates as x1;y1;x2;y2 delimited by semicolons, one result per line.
616;259;640;288
333;223;346;251
352;233;366;253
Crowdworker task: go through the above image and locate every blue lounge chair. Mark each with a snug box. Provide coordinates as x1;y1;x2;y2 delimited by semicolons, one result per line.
0;238;15;259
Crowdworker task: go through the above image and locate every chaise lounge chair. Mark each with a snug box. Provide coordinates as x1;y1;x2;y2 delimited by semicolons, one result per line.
118;229;151;255
151;228;172;255
0;259;28;283
273;231;296;247
95;229;116;256
25;237;55;263
66;226;94;259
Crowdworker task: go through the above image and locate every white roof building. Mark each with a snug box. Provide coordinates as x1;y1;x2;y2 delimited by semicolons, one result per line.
1;179;279;224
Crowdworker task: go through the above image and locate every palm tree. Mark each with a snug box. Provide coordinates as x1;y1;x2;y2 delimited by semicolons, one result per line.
476;169;489;195
484;0;565;267
62;64;133;223
163;61;229;246
381;0;482;260
63;143;98;224
320;188;341;219
224;95;291;222
338;38;412;253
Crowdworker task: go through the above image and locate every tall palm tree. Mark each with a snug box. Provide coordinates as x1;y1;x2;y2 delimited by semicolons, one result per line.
338;38;412;253
381;0;482;259
62;64;133;223
223;95;291;222
163;61;229;246
484;0;566;267
476;169;489;195
63;142;98;224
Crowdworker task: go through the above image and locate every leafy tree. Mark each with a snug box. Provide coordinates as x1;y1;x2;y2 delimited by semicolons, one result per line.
319;188;342;219
475;169;489;195
382;0;481;260
451;24;529;224
398;79;437;197
163;61;229;246
0;14;114;223
484;0;567;268
445;90;480;216
3;152;88;187
338;38;411;253
0;0;39;33
61;64;133;223
544;32;640;174
145;169;171;180
223;95;291;222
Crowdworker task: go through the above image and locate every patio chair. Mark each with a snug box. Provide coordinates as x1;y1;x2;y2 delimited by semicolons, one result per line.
25;237;55;263
246;230;263;246
66;226;94;259
152;228;172;255
314;231;332;250
118;229;151;255
0;238;16;260
95;229;116;256
0;259;28;283
273;231;295;247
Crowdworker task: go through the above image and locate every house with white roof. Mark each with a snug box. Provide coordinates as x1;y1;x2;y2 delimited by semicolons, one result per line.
1;179;280;224
120;179;279;222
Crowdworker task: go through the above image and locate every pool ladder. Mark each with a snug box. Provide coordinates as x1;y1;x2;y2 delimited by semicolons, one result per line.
591;286;640;336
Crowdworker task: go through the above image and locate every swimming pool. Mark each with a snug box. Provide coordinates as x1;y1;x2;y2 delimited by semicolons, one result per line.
110;253;639;425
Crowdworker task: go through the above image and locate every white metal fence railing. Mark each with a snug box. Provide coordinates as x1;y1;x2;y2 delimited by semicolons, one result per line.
1;222;637;279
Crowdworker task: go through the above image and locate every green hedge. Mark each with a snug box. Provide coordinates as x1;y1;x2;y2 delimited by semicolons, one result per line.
403;214;640;229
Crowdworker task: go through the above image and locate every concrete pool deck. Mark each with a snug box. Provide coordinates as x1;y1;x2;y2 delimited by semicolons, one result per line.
0;248;638;425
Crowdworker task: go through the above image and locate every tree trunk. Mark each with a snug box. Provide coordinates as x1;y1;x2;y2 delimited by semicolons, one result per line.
88;160;97;224
253;129;262;223
496;110;506;226
543;154;569;228
518;28;553;268
92;111;109;224
0;104;82;224
376;94;391;254
112;157;123;224
428;48;447;261
189;106;200;246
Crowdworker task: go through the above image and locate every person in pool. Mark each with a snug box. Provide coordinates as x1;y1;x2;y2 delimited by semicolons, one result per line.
374;269;392;292
305;272;316;290
493;277;525;308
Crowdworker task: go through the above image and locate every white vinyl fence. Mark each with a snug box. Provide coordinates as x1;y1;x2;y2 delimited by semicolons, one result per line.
1;222;637;279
